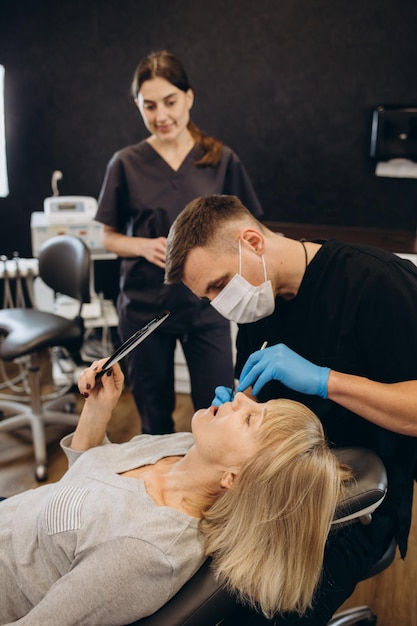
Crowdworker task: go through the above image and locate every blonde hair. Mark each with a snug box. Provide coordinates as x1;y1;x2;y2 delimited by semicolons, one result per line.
200;399;346;619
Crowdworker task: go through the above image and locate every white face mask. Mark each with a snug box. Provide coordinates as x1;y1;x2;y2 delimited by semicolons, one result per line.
210;240;275;323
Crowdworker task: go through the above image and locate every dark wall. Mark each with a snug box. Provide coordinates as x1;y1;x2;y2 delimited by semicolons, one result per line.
1;0;417;257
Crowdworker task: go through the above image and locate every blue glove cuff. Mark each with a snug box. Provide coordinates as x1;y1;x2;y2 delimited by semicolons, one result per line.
318;367;330;399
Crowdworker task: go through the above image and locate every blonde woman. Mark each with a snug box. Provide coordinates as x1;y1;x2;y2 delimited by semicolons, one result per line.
0;361;346;625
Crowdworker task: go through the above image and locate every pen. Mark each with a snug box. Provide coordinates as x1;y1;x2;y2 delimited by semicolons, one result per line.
230;340;268;400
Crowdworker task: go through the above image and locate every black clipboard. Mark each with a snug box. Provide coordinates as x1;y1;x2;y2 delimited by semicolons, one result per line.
95;311;170;380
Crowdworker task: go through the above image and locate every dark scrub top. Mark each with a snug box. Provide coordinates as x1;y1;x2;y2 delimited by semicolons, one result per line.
96;141;263;331
236;239;417;558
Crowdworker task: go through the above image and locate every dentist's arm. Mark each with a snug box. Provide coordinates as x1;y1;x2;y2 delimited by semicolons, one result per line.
237;344;417;437
238;344;329;399
327;371;417;436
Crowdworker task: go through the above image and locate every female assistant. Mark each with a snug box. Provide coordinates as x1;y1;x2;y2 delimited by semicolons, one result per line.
95;50;263;434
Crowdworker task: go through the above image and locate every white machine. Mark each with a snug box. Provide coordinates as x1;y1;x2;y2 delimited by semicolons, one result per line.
29;171;119;379
31;171;109;257
43;195;98;224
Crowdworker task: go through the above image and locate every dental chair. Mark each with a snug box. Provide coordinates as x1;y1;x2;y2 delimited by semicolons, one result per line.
128;447;395;626
0;235;90;481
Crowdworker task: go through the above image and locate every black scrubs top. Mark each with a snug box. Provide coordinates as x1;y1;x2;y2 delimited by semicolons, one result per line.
236;239;417;557
96;141;263;330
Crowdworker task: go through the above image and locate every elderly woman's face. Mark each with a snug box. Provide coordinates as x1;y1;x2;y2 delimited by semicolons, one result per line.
191;393;265;469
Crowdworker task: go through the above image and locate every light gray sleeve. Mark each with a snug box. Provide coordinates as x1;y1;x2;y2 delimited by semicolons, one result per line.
6;537;175;626
60;433;112;468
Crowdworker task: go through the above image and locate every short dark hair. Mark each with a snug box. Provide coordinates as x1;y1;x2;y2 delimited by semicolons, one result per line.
165;195;263;284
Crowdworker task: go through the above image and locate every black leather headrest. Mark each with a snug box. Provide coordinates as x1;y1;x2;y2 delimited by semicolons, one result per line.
333;447;387;524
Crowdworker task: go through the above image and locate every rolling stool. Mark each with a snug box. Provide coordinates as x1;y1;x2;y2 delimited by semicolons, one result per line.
0;235;90;481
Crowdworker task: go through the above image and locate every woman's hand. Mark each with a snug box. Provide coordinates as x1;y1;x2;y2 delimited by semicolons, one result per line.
71;360;125;451
78;358;125;412
139;236;167;268
102;225;166;267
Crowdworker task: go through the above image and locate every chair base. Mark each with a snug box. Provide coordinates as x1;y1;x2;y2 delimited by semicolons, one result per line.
0;394;79;481
327;605;376;625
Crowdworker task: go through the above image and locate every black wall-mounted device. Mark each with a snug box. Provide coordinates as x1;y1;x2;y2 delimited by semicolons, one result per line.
370;106;417;161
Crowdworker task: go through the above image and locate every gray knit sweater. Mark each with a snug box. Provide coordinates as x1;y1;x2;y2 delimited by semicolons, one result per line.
0;432;206;625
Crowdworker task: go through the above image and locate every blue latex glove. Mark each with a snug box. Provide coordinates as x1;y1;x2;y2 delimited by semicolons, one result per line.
211;385;234;406
237;344;330;399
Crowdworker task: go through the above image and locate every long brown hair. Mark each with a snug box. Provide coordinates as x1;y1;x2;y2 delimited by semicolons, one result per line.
131;50;222;166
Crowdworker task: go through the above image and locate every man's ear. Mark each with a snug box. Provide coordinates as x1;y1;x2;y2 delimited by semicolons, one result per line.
220;470;238;490
241;228;265;255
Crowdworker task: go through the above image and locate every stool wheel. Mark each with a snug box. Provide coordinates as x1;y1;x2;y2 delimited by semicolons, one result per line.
35;464;48;482
64;401;76;413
